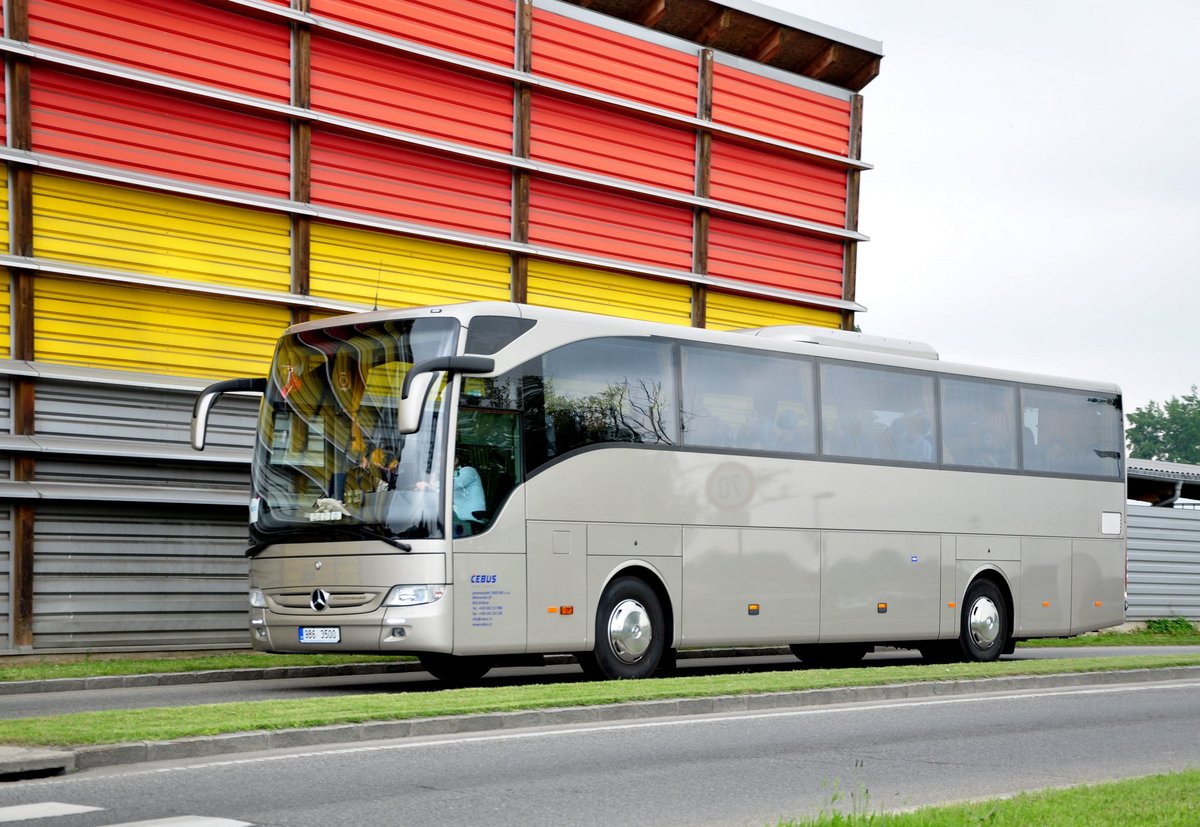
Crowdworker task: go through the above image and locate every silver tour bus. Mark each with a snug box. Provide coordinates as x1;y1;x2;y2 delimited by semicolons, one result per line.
192;302;1126;682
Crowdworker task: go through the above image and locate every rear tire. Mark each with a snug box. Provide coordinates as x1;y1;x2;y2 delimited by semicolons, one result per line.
789;643;869;667
959;579;1009;662
587;576;665;679
418;653;493;685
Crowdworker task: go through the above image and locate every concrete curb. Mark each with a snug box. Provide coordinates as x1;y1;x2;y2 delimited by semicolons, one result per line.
7;665;1199;779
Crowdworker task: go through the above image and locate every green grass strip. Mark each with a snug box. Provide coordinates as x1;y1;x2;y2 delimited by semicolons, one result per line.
0;653;401;684
3;653;1199;748
777;768;1200;825
2;626;1197;683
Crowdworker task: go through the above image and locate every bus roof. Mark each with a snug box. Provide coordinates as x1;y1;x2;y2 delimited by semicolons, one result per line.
287;301;1122;397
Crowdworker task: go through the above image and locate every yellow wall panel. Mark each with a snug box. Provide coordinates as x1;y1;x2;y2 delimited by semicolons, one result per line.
0;272;10;360
705;290;840;332
0;174;9;255
35;275;288;379
310;223;510;307
527;260;692;325
32;175;291;292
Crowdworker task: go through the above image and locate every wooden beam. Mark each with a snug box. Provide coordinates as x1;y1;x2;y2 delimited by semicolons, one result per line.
636;0;667;28
750;27;783;64
801;44;838;81
695;9;731;45
846;57;882;93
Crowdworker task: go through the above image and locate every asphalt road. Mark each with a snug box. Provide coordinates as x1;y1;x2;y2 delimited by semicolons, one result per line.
2;645;1198;720
1;674;1197;826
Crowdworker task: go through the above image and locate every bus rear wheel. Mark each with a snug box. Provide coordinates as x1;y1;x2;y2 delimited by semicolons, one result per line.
418;653;493;685
959;579;1009;662
588;576;665;680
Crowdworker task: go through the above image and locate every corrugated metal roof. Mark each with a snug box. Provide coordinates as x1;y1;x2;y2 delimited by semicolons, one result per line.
1128;459;1200;506
1128;459;1200;482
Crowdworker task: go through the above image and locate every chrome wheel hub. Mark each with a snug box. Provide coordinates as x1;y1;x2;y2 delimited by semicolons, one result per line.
607;598;652;664
968;596;1001;649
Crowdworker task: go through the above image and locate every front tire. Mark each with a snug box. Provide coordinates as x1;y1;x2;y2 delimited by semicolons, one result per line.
959;579;1009;662
588;576;665;679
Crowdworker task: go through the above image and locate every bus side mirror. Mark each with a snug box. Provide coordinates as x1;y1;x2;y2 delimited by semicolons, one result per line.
192;377;267;451
397;356;495;434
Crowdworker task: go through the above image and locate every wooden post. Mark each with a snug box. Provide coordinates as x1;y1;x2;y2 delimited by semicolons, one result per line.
8;0;36;647
291;10;313;324
692;49;715;328
511;0;534;303
842;93;864;331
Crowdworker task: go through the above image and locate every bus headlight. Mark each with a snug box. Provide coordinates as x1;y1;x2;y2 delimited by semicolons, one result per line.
249;588;267;608
384;585;446;606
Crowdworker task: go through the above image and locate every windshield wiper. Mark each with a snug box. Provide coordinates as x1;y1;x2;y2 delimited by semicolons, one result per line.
245;523;413;556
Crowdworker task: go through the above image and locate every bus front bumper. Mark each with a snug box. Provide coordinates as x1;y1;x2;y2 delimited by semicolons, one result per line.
249;589;455;655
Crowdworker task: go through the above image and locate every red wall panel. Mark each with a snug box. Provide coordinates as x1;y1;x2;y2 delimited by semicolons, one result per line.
310;128;512;238
31;68;291;197
312;0;516;67
712;63;851;156
529;178;693;270
710;138;848;227
0;68;6;146
707;216;845;298
530;94;694;192
532;8;698;116
29;0;291;102
311;34;514;152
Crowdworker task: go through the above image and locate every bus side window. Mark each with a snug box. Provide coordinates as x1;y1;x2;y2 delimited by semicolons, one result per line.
1021;388;1122;479
455;407;522;533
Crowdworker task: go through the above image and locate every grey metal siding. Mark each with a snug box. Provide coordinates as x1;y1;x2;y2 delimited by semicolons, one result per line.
0;367;260;653
1126;506;1200;621
31;503;250;651
34;377;258;452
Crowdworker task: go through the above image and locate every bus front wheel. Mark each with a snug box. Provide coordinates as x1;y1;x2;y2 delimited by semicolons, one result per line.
959;579;1009;662
589;576;665;680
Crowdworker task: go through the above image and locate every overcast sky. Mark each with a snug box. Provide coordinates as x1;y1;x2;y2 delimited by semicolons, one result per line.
760;0;1200;419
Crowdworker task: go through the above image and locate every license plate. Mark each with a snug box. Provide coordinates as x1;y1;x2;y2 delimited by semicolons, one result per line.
298;626;341;644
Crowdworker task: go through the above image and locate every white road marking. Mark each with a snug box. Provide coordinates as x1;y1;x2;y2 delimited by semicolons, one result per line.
0;802;102;822
104;818;252;827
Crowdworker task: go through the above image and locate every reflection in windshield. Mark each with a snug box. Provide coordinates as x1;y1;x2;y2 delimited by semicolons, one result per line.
249;317;458;546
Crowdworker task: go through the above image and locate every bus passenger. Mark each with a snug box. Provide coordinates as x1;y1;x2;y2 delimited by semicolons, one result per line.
892;412;934;462
453;454;487;535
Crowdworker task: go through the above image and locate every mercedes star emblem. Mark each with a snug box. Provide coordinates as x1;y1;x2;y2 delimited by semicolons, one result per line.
310;588;331;612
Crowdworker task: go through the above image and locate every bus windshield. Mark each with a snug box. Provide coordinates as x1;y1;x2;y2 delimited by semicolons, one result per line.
248;317;459;546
